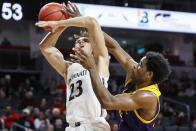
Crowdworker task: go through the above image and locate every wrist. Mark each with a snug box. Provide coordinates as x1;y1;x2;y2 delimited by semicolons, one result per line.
88;65;97;72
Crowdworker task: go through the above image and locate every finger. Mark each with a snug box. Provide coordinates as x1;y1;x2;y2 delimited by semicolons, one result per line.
74;50;86;61
35;22;48;26
62;2;66;7
36;23;48;27
61;7;67;14
68;2;76;11
73;4;79;12
71;53;84;64
70;54;79;60
65;6;73;13
77;47;87;56
71;58;80;63
35;21;47;25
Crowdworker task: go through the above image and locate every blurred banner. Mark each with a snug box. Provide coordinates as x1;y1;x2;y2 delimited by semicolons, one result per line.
76;3;196;34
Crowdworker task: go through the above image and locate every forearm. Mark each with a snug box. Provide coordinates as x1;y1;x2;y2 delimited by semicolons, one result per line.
58;16;95;30
39;28;66;49
89;67;114;109
103;32;120;53
103;31;137;72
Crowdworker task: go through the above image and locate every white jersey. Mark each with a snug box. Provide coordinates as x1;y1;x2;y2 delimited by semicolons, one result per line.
65;63;108;123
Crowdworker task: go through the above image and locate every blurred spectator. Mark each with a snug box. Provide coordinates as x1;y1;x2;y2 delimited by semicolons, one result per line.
20;91;37;109
0;89;6;100
34;111;50;131
16;108;34;130
0;78;8;91
185;81;196;97
0;106;20;129
112;123;118;131
155;113;163;126
56;79;66;95
53;118;65;131
192;118;196;129
29;75;39;90
40;98;49;112
162;103;176;117
162;47;170;56
50;108;61;125
23;78;34;91
32;107;40;119
176;81;186;97
175;112;188;126
169;71;179;86
49;80;59;96
1;37;12;46
50;95;65;115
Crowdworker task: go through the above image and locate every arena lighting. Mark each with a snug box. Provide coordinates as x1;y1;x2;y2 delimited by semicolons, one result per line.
76;3;196;34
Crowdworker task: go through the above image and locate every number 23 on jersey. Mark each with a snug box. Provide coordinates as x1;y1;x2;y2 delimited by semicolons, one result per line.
69;80;83;101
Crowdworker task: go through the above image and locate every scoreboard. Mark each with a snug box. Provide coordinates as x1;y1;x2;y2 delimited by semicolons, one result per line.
1;2;23;21
0;0;63;21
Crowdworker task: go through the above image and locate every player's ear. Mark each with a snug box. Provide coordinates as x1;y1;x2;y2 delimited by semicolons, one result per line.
147;71;153;81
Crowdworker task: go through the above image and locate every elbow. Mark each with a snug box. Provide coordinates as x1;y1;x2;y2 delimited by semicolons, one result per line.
39;43;44;51
102;103;113;110
100;96;115;110
85;16;98;28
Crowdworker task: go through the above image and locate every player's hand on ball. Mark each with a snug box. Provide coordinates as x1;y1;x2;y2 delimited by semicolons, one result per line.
35;21;59;33
70;47;96;70
62;1;81;18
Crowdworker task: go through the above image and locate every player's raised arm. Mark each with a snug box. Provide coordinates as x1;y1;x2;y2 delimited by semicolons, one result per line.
36;27;69;78
36;16;109;77
103;32;137;73
64;1;135;75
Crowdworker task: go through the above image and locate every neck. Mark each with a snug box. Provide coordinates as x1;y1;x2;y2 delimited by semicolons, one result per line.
135;81;152;90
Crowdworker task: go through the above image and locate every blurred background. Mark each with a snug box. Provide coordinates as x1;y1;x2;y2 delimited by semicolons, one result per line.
0;0;196;131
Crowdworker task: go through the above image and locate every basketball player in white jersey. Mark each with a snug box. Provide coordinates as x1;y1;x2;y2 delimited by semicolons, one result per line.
35;16;110;131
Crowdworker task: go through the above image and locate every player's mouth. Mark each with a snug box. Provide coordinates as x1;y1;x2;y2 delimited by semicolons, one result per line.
79;43;85;47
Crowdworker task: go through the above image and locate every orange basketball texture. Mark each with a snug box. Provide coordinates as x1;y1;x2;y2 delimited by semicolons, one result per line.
38;3;69;21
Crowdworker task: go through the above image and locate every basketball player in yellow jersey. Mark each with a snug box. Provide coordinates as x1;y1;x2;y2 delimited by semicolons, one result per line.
66;2;171;130
35;16;110;131
72;43;171;131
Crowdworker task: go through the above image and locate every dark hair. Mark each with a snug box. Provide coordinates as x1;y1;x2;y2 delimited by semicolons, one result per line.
146;51;171;84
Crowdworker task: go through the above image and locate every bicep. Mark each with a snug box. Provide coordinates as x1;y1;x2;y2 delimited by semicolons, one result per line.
40;47;68;77
108;94;140;111
87;18;109;76
87;18;108;58
107;91;154;111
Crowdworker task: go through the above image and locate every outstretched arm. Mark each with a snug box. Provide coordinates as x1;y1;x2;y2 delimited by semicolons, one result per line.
36;15;109;77
71;47;156;111
103;32;137;73
38;27;69;78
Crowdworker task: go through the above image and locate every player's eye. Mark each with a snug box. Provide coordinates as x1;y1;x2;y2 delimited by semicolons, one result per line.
83;38;89;42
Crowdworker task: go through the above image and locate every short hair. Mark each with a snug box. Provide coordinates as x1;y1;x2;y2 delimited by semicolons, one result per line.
145;51;171;84
74;30;88;41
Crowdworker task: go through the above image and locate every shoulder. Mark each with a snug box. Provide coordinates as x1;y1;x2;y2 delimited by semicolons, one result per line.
132;90;157;108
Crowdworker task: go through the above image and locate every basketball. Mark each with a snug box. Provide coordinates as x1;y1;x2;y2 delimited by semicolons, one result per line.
38;2;69;21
